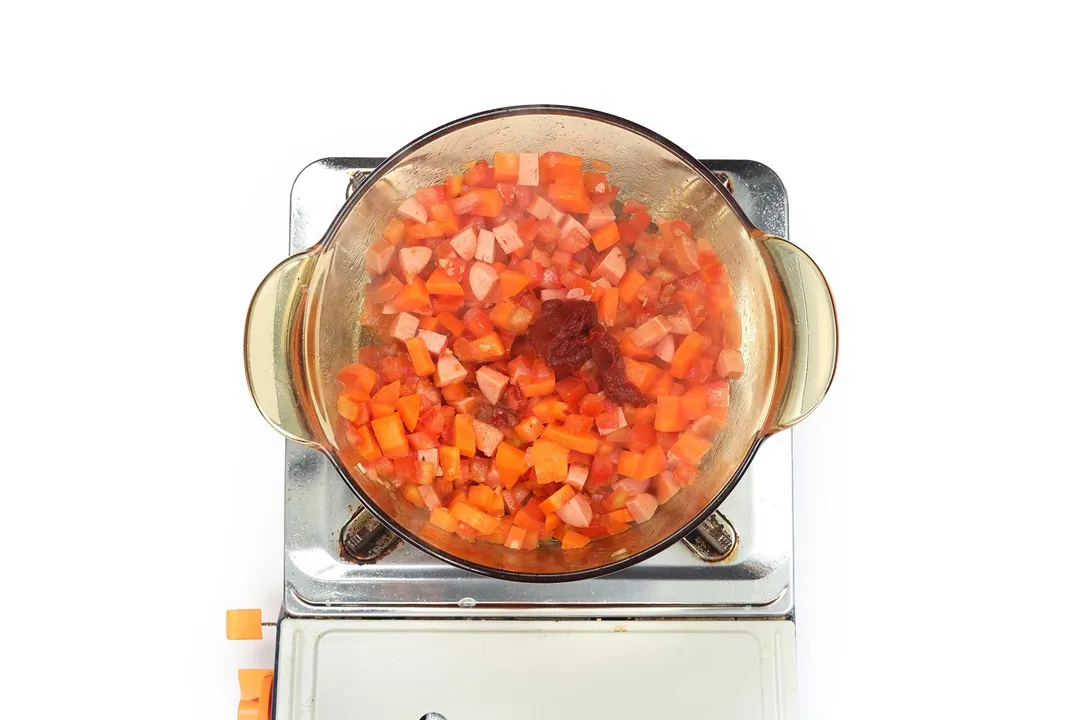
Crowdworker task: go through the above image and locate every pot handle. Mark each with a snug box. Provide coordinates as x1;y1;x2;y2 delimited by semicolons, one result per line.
244;249;319;445
757;233;838;432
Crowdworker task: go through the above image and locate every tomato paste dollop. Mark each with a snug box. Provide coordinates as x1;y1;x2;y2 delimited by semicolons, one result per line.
528;299;648;407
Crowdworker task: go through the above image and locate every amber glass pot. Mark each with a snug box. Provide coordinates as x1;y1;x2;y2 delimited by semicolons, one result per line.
245;106;837;582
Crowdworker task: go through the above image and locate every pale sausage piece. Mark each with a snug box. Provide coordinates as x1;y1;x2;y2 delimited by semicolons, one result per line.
449;227;477;261
434;354;468;387
389;312;419;342
397;195;428;224
475;229;496;263
654;333;676;363
630;315;672;348
493;221;524;253
566;465;589;491
626;493;659;523
592;246;627;285
468;261;500;302
655;471;681;504
471;418;503;457
556;493;594;528
584;204;616;231
366;238;396;275
527;195;554;220
715;349;744;379
398;246;432;282
416;329;448;356
560;214;591;239
517;152;540;186
475;366;509;405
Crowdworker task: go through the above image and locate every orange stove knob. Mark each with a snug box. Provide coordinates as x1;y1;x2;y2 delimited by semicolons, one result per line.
226;608;263;640
237;669;273;720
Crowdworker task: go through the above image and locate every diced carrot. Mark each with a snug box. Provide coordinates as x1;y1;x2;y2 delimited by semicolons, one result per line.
467;188;504;217
450;502;500;535
441;381;469;402
337;395;362;422
670;430;712;467
391;278;431;313
616;451;641;479
532;398;569;423
495;442;528;487
654;395;688;432
504;525;527;549
425;268;465;296
670;332;706;378
489;302;516;330
620;331;655;361
646;370;675;400
521;374;556;398
444;174;464;199
371;412;409;459
538;483;576;514
439;446;462;481
618;269;647;304
591;222;620;252
396;394;422;432
454;414;476;457
351;425;382;461
533;439;569;484
680;385;710;419
370;401;395;418
638;443;668;479
547;183;592;213
515;416;543;443
598;286;619;326
542;424;599;454
512;508;545;532
399;483;423;508
498;270;531;298
417;315;440;331
623;358;662;394
417;460;436;485
493;152;520;183
436;310;465;337
405;336;436;376
371;380;401;405
430;506;459;532
337;363;378;394
561;530;590;550
383;218;407;245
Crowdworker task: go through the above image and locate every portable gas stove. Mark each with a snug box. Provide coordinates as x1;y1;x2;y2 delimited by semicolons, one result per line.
230;158;799;720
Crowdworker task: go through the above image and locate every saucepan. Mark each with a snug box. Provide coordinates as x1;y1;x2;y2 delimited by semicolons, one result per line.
244;105;837;581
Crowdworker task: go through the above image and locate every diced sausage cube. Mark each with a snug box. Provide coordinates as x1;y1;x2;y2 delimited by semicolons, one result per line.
593;278;612;289
556;493;594;528
663;305;694;334
416;329;448;356
592;246;627;285
417;448;442;476
626;493;659;523
434;353;468;387
566;287;588;300
560;215;591;239
449;227;477;261
417;484;442;509
493;221;524;254
654;333;676;363
540;288;569;301
468;261;500;302
715;349;744;379
584;204;616;231
397;195;428;224
398;246;433;282
471;418;502;457
630;315;672;348
389;312;419;342
517;152;540;186
655;471;681;504
475;366;509;405
566;465;589;491
527;195;554;220
475;229;496;263
596;407;627;435
366;238;396;275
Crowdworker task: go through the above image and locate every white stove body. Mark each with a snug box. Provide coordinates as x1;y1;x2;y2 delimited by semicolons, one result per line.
275;619;796;720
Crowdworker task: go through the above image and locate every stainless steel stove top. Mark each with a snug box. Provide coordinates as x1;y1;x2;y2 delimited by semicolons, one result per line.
282;158;793;618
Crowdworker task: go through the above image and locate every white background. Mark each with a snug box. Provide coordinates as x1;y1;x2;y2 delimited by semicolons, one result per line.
2;2;1077;718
